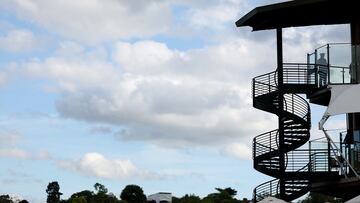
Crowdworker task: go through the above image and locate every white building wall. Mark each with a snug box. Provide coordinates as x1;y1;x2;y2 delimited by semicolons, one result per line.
147;192;172;203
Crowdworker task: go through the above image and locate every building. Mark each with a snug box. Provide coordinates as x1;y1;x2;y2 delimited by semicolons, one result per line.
147;192;172;203
236;1;360;202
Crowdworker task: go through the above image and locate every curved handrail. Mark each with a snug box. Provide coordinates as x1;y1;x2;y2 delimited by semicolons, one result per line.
283;94;310;124
252;66;313;202
253;179;279;202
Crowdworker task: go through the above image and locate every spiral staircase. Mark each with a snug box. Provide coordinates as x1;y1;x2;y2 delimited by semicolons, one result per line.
252;64;340;202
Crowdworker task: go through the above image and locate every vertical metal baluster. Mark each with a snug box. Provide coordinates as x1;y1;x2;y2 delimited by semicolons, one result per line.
327;44;330;84
315;49;318;87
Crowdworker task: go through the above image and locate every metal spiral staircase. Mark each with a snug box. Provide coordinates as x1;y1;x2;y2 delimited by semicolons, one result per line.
252;64;339;202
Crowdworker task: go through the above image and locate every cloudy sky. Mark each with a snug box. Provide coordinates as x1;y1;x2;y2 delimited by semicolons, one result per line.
0;0;351;202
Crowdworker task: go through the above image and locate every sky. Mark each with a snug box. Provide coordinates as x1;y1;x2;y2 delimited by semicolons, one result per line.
0;0;352;202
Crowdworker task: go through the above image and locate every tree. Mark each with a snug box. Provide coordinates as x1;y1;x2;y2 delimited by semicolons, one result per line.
203;188;239;203
94;183;108;195
71;196;88;203
0;195;13;203
64;184;123;203
46;181;63;203
120;185;146;203
177;194;201;203
215;188;237;198
19;200;30;203
70;190;94;203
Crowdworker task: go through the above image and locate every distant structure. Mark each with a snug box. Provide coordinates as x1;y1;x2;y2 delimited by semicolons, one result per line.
236;1;360;202
147;192;172;203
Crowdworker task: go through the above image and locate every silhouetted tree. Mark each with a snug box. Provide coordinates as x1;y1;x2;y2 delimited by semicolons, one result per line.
19;200;30;203
177;194;201;203
94;183;108;195
46;181;63;203
215;188;237;198
203;187;239;203
120;185;146;203
71;196;87;203
172;197;180;203
64;184;123;203
69;190;94;203
0;195;13;203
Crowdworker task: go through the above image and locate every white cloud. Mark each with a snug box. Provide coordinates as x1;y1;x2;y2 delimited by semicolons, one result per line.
186;0;245;30
0;148;30;159
15;13;349;149
21;38;277;147
0;129;51;160
113;41;176;73
0;130;20;147
59;152;160;180
220;142;252;160
0;0;171;43
0;29;38;52
19;23;350;148
0;148;50;160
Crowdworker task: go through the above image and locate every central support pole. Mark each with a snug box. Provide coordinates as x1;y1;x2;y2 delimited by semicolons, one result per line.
277;28;285;199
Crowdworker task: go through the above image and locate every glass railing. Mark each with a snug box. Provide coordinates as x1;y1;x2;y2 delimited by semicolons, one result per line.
307;43;359;87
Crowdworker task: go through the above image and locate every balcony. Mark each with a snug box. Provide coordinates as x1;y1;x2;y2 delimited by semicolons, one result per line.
307;43;360;86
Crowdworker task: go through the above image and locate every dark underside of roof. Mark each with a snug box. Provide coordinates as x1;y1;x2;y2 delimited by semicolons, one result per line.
236;0;360;31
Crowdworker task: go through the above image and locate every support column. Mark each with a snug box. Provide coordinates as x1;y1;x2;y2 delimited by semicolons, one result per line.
277;28;286;199
348;21;360;144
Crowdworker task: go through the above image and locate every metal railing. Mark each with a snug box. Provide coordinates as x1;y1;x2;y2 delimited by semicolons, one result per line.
253;130;279;159
283;93;310;123
252;70;278;98
285;149;333;172
283;63;317;85
309;138;343;173
253;179;279;202
307;43;359;86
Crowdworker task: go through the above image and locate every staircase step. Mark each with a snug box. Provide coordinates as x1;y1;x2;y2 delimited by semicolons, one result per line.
284;135;308;139
286;131;309;134
253;71;314;202
284;127;309;130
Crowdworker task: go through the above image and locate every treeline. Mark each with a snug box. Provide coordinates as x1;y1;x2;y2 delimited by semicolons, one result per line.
0;182;250;203
0;181;343;203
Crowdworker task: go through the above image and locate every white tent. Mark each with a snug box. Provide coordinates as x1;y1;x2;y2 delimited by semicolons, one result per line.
324;84;360;116
318;84;360;176
345;194;360;203
257;197;287;203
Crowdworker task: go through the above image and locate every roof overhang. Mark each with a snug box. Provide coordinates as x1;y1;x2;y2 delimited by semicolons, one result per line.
236;0;359;31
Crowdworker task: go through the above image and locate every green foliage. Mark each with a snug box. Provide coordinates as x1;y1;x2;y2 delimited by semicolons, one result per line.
0;195;13;203
64;184;123;203
173;188;244;203
172;196;180;203
71;196;88;203
94;183;108;195
46;181;63;203
94;192;122;203
120;185;146;203
203;187;240;203
41;183;248;203
176;194;201;203
70;190;94;203
215;188;237;198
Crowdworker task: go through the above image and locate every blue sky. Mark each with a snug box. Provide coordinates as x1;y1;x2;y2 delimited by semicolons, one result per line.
0;0;351;202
